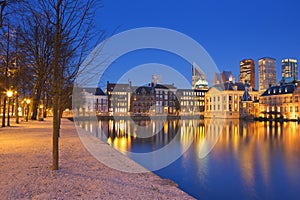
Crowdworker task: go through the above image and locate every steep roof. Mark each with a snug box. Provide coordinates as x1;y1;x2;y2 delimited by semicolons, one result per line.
210;82;256;92
107;83;130;92
134;86;154;95
82;88;106;96
242;90;252;101
154;83;177;90
261;84;295;96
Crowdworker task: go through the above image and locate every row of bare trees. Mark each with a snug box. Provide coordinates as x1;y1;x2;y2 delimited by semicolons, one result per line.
0;0;102;170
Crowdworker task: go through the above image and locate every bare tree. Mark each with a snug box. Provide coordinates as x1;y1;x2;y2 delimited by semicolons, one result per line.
2;0;102;170
38;0;99;170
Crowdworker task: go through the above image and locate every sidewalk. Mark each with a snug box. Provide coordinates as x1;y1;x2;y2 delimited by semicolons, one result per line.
0;118;194;199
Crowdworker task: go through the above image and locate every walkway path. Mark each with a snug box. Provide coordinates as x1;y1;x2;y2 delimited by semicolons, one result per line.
0;118;194;199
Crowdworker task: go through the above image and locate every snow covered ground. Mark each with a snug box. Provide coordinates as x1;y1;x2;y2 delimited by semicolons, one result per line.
0;118;193;199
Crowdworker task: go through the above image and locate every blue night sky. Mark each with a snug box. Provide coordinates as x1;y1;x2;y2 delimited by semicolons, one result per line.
94;0;300;88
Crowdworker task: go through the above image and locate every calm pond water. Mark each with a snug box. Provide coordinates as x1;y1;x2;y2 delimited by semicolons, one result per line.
80;118;300;200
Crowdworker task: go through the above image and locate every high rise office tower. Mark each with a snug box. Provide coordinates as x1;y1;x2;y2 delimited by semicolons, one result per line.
213;70;234;85
239;59;256;89
281;58;298;83
258;57;277;94
192;62;208;89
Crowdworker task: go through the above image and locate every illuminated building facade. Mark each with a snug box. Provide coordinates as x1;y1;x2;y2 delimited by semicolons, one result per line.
239;88;260;119
258;57;277;94
106;82;131;114
176;89;207;115
81;88;108;114
259;82;300;120
154;84;177;114
282;58;298;83
239;59;256;89
205;82;258;118
130;86;155;114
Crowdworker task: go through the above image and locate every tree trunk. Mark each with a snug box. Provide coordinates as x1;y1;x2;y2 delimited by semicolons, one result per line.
31;84;42;120
52;0;62;171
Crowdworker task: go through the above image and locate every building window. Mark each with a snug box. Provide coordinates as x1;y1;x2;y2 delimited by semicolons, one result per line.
290;106;293;112
234;103;238;111
296;106;299;112
229;96;232;101
295;96;299;103
290;96;293;103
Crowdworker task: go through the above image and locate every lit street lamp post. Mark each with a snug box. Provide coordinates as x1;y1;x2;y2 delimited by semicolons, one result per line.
6;90;13;126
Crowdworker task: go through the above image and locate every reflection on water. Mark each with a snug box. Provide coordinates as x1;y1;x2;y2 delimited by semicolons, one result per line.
78;119;300;200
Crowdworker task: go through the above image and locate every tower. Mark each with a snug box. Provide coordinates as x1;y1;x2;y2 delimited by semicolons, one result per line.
258;57;277;94
281;58;298;83
192;62;208;89
239;59;256;89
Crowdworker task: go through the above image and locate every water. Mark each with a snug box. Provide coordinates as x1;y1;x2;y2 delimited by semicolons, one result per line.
80;119;300;199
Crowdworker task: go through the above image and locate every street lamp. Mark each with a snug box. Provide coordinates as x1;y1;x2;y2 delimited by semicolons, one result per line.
6;90;13;126
26;99;30;122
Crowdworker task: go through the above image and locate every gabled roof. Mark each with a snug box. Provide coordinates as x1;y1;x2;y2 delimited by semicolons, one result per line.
242;90;252;101
134;86;154;95
107;83;130;92
210;82;257;92
261;84;295;96
154;84;177;90
82;88;106;96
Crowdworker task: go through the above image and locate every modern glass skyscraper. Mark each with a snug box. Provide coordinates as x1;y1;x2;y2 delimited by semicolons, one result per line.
258;57;277;94
192;62;208;89
239;59;256;89
282;58;298;83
